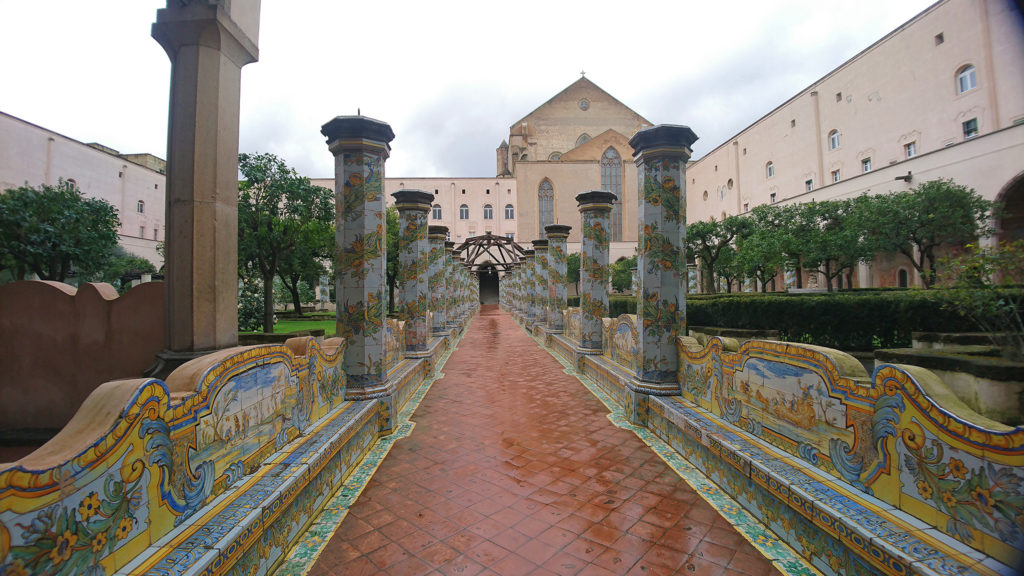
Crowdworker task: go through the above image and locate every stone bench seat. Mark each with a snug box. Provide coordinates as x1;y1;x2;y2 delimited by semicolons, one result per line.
650;394;1017;576
117;399;378;575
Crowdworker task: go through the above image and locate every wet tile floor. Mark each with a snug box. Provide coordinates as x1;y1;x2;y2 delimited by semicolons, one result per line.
307;306;787;576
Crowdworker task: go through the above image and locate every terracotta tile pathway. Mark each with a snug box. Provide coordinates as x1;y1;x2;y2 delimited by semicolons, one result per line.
309;306;782;576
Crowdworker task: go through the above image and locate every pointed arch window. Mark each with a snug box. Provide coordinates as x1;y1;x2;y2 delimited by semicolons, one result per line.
538;179;554;233
601;147;623;241
432;204;442;220
575;133;591;147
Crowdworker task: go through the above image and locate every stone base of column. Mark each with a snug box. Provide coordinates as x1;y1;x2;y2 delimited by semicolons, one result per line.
145;348;220;380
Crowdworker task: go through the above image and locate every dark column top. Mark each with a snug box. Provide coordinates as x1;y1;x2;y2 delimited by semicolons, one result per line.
628;124;698;158
321;115;395;146
576;190;619;208
391;189;434;209
544;224;572;238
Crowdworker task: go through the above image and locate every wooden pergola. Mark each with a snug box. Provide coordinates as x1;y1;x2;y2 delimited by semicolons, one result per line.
456;232;526;273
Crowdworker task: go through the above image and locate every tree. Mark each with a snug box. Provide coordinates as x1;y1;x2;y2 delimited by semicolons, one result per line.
610;255;636;293
803;198;874;291
385;205;399;313
735;205;787;292
686;216;752;293
277;215;332;314
238;152;334;332
0;179;119;283
775;203;820;289
938;240;1024;360
565;252;581;296
98;246;158;293
866;180;993;288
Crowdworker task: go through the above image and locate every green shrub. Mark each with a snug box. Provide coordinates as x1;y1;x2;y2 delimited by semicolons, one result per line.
560;288;1017;351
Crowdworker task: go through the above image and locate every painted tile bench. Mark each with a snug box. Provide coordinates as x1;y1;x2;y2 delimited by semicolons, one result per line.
0;336;382;576
544;309;1023;576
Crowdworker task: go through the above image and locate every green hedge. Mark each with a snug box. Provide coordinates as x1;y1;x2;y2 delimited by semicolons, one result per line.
564;290;1009;351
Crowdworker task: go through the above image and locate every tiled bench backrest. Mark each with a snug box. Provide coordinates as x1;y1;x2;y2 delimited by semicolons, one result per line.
0;336;346;576
384;318;406;371
603;314;639;374
676;336;1024;566
565;308;581;344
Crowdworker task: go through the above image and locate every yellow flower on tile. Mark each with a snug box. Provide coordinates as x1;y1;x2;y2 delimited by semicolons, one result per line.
115;517;134;541
947;458;968;480
78;491;101;522
92;532;107;554
48;529;77;565
916;480;933;500
942;491;957;509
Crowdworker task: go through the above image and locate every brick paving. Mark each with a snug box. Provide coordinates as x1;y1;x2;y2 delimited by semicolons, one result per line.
309;305;781;576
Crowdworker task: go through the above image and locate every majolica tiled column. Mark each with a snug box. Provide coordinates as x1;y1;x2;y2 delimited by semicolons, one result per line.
576;191;617;352
531;239;549;328
393;190;433;352
429;226;448;335
522;250;535;324
322;115;395;400
545;225;571;333
626;124;698;424
444;241;457;329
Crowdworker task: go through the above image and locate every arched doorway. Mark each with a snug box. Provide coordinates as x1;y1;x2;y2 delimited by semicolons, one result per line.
479;264;499;304
997;171;1024;244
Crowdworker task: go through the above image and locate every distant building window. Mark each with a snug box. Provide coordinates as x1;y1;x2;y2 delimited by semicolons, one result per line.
504;204;514;219
934;32;944;45
861;158;872;173
805;179;814;192
791;119;796;128
766;162;774;178
835;92;842;102
905;142;917;158
703;190;709;201
575;133;591;147
459;204;469;219
153;229;159;240
957;65;976;94
538;179;554;232
832;169;841;183
506;233;515;240
743;203;749;212
548;152;562;161
483;204;493;220
137;200;145;213
963;117;979;139
898;269;909;288
139;226;145;238
828;130;840;150
432;204;442;220
601;147;623;242
770;193;777;203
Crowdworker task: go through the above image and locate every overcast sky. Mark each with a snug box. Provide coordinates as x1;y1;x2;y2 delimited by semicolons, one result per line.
1;0;937;179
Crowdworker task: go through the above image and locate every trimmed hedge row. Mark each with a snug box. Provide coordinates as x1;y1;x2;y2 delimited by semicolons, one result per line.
566;291;1002;351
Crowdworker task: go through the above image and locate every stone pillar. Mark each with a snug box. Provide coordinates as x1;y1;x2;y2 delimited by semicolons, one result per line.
626;124;698;424
545;224;571;333
150;1;259;366
393;190;433;352
531;239;549;328
322;115;395;399
428;226;448;334
576;191;616;352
